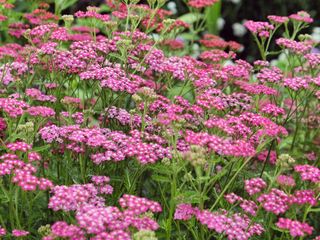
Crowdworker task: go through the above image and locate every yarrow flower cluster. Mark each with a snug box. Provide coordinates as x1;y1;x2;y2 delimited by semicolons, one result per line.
188;0;218;8
244;178;267;196
174;204;264;240
0;152;53;191
294;165;320;183
244;20;274;37
276;218;313;237
276;38;313;55
39;125;172;164
48;187;162;239
257;188;290;215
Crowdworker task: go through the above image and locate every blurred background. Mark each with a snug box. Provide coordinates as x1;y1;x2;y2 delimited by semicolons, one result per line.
13;0;320;61
168;0;320;61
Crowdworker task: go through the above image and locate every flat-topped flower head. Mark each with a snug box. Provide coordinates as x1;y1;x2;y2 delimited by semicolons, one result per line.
294;165;320;183
276;218;313;237
276;38;313;55
257;188;290;215
244;20;274;37
267;15;289;24
245;177;267;196
277;175;296;187
7;141;32;152
188;0;219;8
289;11;313;23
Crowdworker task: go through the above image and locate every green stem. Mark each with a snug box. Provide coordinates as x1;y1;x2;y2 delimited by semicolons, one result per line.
210;157;252;211
166;170;177;240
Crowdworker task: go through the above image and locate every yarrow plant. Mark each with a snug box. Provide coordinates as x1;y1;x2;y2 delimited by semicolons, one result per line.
0;0;319;239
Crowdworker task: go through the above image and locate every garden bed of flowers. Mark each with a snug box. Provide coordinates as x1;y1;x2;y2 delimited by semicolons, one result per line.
0;0;319;239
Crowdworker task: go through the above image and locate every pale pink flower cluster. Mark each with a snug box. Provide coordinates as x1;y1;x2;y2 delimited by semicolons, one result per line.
75;9;110;22
188;0;218;8
276;218;313;237
276;175;296;187
261;103;285;117
283;77;310;90
257;67;283;83
174;203;264;239
244;178;267;196
305;53;320;68
12;229;30;237
26;88;57;102
267;15;289;24
235;81;278;95
0;98;29;117
244;20;274;37
0;153;53;191
40;125;171;164
257;188;289;215
289;190;317;206
27;106;55;117
48;185;162;239
294;165;320;183
184;130;256;157
7;141;32;152
276;38;313;55
225;193;258;216
289;11;313;23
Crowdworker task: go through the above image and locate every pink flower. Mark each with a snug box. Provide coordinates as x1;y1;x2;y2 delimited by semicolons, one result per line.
283;77;310;91
289;190;317;206
305;152;317;161
261;103;285;117
48;184;101;211
50;221;85;239
0;227;6;236
12;229;29;237
28;152;42;162
0;98;29;118
0;14;8;22
244;20;274;37
240;200;258;216
225;193;243;204
257;188;289;215
200;49;236;62
276;38;312;55
7;141;32;152
195;210;264;239
276;218;313;237
27;106;55;117
75;9;110;22
174;204;195;220
119;194;162;215
294;165;320;183
257;67;283;83
245;178;267;196
188;0;218;8
267;15;289;24
277;175;296;187
289;11;313;23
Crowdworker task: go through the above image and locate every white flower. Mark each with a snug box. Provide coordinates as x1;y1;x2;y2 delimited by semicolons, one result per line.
311;27;320;42
232;22;247;37
217;17;225;31
167;2;177;15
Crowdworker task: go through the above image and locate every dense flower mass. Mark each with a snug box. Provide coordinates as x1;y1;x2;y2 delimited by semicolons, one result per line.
244;20;274;37
276;218;313;237
0;1;318;239
188;0;219;8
